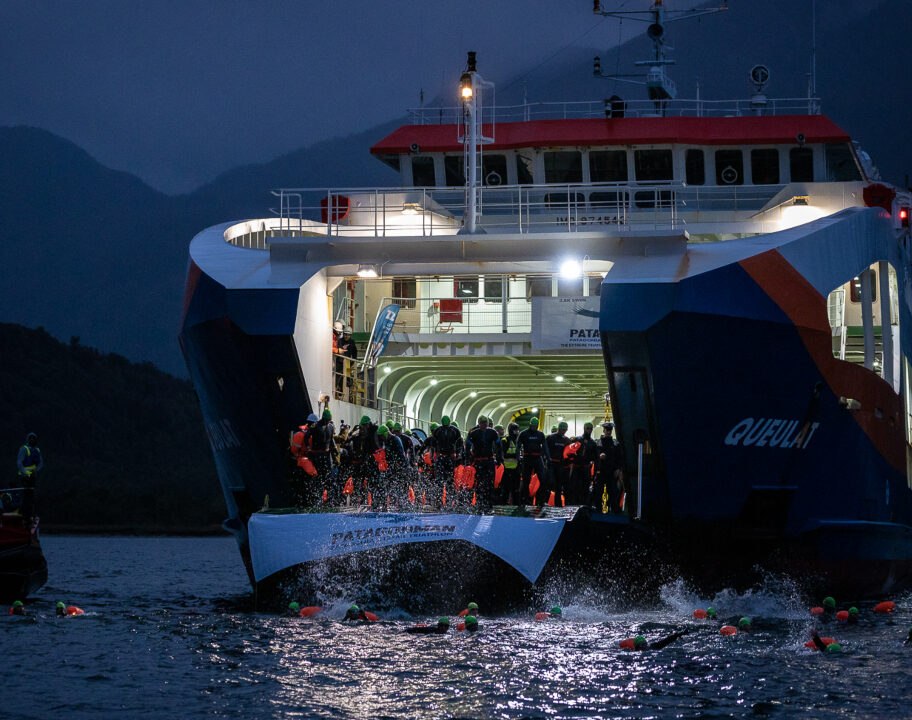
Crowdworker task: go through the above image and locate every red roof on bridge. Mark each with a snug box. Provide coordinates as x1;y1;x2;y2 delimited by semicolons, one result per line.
370;115;851;155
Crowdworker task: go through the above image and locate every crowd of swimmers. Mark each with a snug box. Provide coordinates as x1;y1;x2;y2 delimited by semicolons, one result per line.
6;600;84;617
288;411;627;513
276;594;911;651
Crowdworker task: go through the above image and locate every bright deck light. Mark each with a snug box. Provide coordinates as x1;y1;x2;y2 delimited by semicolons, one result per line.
530;407;538;413
560;259;581;279
470;391;478;397
499;402;506;407
356;264;378;278
383;366;391;374
430;378;438;385
557;416;564;422
555;375;564;382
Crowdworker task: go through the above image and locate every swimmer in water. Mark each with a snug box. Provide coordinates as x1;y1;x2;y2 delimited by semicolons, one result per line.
620;628;689;650
809;630;842;653
56;602;66;617
286;602;301;616
405;617;451;634
9;600;24;616
458;601;479;618
343;604;376;623
464;615;479;633
737;617;751;633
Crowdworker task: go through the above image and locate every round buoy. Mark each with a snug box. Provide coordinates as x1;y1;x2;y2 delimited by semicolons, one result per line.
66;606;85;616
720;625;737;636
693;609;707;619
836;610;849;622
873;601;896;614
298;606;321;617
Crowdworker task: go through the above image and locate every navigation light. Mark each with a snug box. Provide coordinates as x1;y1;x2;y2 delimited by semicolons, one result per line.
460;73;473;100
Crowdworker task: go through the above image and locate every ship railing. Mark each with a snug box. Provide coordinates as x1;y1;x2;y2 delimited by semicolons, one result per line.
262;182;793;241
330;359;422;428
406;97;822;124
378;296;533;335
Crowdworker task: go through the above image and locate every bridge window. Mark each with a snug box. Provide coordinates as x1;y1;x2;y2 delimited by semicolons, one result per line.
685;149;705;185
392;278;417;309
790;147;815;182
411;156;436;187
850;271;876;303
751;149;780;185
454;276;479;298
516;153;534;184
483;154;508;186
589;150;628;182
826;143;862;181
444;156;464;186
715;149;744;185
544;151;583;184
634;149;673;182
558;275;584;297
526;276;552;299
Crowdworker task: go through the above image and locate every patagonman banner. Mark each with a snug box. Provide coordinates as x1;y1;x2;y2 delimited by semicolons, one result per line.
531;296;601;350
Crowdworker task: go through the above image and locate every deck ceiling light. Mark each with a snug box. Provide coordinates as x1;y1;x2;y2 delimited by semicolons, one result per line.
557;416;564;422
560;259;582;279
499;402;506;407
383;366;392;374
430;378;439;385
470;391;478;397
792;195;809;206
402;202;420;215
555;375;564;382
357;264;379;278
531;407;539;413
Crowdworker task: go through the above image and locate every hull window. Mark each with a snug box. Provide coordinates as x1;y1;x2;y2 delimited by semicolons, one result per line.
590;150;628;182
516;153;534;184
482;154;508;186
444;155;465;186
826;143;862;182
411;156;436;187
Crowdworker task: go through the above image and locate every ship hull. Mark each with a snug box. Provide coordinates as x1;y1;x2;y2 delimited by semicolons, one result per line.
0;521;47;602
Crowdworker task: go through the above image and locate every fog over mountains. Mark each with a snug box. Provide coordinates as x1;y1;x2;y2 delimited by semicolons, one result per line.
1;0;909;378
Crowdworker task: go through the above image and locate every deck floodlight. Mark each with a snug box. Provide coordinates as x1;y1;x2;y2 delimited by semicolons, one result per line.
383;366;392;374
560;259;582;279
430;378;439;385
357;264;378;278
531;407;539;413
555;375;564;382
792;196;809;206
558;416;564;422
402;202;420;215
470;391;478;397
499;402;506;407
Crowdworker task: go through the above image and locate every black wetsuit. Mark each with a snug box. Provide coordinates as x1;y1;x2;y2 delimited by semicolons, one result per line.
566;433;598;505
433;425;463;504
466;426;501;511
593;434;626;513
517;429;550;505
405;623;450;634
546;432;571;503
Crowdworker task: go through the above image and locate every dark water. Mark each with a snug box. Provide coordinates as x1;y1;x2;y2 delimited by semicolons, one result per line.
5;536;912;719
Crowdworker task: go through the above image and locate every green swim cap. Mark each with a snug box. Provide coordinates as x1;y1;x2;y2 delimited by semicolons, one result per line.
360;415;371;425
558;421;568;431
633;635;647;649
430;422;438;431
288;602;300;611
12;601;23;607
849;606;859;616
441;416;451;426
494;425;504;432
706;606;717;618
826;642;842;653
322;409;332;420
823;596;836;610
468;602;478;611
438;617;450;625
551;606;562;616
738;617;751;629
377;425;389;436
551;426;558;433
465;615;478;626
385;420;395;429
393;422;402;431
529;417;539;427
56;601;65;609
452;421;459;428
349;604;359;612
584;422;593;431
477;416;487;425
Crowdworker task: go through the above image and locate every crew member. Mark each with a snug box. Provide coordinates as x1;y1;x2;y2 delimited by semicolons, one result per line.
433;417;463;506
332;320;345;396
310;409;337;503
620;628;689;650
405;617;451;634
500;424;521;504
517;418;550;505
592;421;625;513
546;422;571;503
17;432;42;519
567;422;598;505
466;416;502;511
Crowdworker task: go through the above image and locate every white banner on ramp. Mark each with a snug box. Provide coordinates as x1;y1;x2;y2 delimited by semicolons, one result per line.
248;512;567;583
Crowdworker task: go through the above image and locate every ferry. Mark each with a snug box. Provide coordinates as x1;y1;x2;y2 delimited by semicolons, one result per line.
180;1;912;606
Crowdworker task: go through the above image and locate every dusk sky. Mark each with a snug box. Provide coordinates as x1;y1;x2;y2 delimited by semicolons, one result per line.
2;1;638;193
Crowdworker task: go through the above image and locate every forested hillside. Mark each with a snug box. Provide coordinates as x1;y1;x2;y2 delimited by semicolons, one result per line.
0;323;224;532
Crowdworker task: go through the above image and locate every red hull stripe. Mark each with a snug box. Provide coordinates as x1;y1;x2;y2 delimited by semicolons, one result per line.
739;250;905;472
371;115;850;155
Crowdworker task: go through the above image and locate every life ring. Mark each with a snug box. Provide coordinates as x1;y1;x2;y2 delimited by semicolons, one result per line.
720;166;739;184
485;171;502;186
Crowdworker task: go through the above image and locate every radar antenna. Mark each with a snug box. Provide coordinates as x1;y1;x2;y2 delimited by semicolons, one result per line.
591;0;729;112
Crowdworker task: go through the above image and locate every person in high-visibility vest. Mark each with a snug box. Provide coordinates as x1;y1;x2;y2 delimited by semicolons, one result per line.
500;423;521;504
17;433;42;519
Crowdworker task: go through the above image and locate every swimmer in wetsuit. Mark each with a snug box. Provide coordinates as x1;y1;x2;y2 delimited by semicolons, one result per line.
343;604;375;622
620;628;689;650
464;615;479;633
9;600;25;616
406;617;451;634
56;602;66;617
286;602;301;617
810;630;842;653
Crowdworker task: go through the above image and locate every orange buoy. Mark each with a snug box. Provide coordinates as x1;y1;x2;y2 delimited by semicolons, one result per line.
472;491;476;506
457;622;466;631
457;609;469;618
367;491;372;506
322;489;328;503
343;477;354;495
804;636;836;651
810;607;824;615
874;601;896;613
421;491;426;505
66;606;85;616
442;487;447;505
494;464;504;488
720;625;737;636
560;494;566;507
363;611;379;622
836;610;849;622
408;486;416;503
619;638;635;649
547;491;556;507
534;612;550;621
298;606;321;617
529;473;540;498
693;609;707;619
